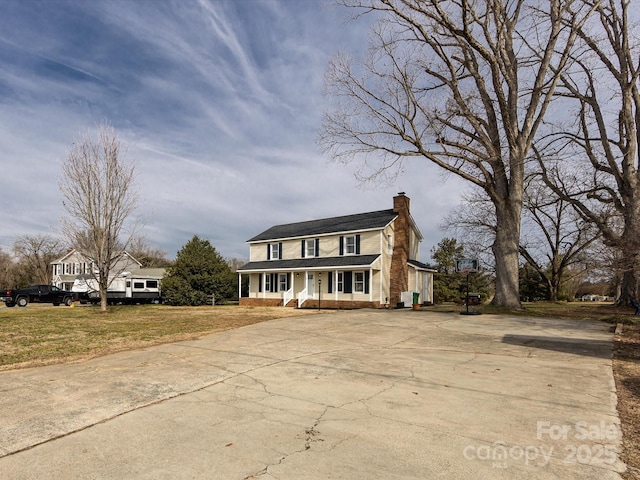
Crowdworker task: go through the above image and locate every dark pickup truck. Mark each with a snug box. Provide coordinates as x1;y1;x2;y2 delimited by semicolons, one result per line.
1;285;76;307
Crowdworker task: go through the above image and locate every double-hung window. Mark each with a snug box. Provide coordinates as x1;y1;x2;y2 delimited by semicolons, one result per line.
337;272;344;292
269;243;281;260
354;272;365;293
279;274;288;292
345;235;356;254
302;238;319;258
265;274;272;292
340;234;360;255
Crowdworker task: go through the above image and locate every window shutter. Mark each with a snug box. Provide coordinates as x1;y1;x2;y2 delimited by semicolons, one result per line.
278;243;283;259
258;273;263;292
344;271;353;294
271;273;276;292
315;239;319;257
356;234;361;254
287;273;291;290
301;240;305;258
364;271;370;294
339;236;344;256
327;272;333;293
267;245;271;260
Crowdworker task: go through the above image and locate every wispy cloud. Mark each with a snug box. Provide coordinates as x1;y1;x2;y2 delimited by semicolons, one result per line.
0;0;465;261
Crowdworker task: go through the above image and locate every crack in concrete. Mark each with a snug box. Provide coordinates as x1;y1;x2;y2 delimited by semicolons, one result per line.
238;367;456;480
242;406;329;480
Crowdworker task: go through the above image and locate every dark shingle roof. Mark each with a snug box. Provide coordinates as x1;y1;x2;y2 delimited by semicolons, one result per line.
248;209;398;242
237;255;380;272
408;259;436;271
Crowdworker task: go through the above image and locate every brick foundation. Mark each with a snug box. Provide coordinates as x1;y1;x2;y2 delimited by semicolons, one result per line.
239;298;283;307
299;299;382;309
240;298;383;309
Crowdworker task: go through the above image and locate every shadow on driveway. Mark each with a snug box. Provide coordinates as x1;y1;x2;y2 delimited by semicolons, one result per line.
502;334;612;359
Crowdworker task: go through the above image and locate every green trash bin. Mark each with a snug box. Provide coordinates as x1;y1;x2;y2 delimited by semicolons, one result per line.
412;292;420;305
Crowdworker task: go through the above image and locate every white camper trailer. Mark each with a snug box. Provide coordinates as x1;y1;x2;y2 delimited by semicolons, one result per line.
72;269;164;305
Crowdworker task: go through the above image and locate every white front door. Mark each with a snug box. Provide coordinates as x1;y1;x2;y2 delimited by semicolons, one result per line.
307;273;315;297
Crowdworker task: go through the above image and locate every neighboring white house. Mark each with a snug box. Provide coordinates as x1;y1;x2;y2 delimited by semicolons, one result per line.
51;249;142;290
237;193;435;309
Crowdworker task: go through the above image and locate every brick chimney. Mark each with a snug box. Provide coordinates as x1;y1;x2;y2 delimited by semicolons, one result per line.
390;192;410;306
393;191;410;215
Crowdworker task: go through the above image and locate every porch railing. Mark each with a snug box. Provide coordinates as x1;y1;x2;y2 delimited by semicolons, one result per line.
283;287;294;307
297;287;308;308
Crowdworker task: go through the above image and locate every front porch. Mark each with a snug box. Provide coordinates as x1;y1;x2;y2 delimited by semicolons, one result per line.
238;267;384;309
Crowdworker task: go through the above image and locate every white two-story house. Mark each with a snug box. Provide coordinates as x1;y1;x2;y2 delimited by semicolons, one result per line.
237;193;434;309
51;249;142;290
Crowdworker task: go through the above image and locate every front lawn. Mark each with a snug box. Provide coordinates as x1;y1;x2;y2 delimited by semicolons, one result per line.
0;304;318;370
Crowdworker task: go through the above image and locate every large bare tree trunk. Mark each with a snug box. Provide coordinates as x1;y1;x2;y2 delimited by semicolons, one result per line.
615;177;640;303
617;222;640;305
619;269;637;305
492;199;522;308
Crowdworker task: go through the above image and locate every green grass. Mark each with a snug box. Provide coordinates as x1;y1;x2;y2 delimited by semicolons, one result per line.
0;304;318;370
429;300;640;324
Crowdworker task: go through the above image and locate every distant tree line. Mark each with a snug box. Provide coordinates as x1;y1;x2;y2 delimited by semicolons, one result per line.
430;233;618;304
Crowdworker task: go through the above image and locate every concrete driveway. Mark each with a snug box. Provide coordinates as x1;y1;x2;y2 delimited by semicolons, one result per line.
0;309;625;479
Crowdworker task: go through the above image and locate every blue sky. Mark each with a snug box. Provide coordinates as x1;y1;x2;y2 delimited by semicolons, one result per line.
0;0;466;260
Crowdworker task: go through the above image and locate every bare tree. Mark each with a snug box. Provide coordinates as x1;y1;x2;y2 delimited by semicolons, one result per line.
444;179;602;301
128;237;171;268
12;234;66;285
538;0;640;305
0;247;17;289
59;125;139;311
320;0;596;308
519;177;602;301
440;189;496;270
226;257;249;273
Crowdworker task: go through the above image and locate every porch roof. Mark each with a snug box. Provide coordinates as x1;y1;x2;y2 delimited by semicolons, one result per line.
237;254;381;273
408;259;437;272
